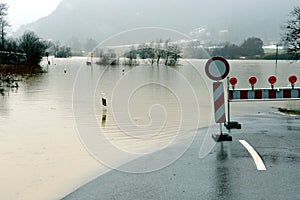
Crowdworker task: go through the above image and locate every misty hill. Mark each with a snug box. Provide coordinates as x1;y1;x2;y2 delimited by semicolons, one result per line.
15;0;298;46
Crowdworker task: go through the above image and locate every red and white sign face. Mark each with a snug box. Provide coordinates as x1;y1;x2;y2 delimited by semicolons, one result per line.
205;57;230;81
213;82;226;123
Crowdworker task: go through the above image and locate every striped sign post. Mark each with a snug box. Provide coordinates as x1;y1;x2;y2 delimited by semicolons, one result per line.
213;82;226;123
205;57;232;142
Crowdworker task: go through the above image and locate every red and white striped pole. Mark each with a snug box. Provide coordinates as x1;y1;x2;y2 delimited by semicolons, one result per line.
205;57;232;142
213;82;226;123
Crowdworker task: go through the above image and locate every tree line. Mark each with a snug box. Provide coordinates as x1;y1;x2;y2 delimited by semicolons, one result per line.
0;3;49;69
184;37;265;59
186;5;300;61
211;37;264;59
97;39;182;66
1;2;299;68
135;40;182;66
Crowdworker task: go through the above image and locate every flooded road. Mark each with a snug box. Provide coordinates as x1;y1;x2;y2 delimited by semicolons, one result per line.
0;58;299;199
63;112;300;200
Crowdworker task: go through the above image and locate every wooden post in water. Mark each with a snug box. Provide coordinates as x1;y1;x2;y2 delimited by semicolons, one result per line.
101;93;107;126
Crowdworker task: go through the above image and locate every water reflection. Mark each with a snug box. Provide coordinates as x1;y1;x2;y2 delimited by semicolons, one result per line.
216;142;230;161
214;142;232;200
286;116;300;131
0;94;8;116
101;107;107;127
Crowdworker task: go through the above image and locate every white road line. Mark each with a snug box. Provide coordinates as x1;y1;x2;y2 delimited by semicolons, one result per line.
239;140;266;171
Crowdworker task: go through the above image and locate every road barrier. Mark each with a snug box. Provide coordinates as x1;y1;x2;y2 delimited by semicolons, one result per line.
228;88;300;100
205;57;300;141
226;75;300;130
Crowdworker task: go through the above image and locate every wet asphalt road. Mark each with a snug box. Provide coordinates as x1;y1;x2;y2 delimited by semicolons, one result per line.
62;111;300;200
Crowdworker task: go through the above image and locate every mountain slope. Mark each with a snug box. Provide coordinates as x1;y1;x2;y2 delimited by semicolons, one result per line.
15;0;299;45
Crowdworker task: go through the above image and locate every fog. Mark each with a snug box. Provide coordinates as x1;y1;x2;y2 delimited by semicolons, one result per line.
15;0;299;45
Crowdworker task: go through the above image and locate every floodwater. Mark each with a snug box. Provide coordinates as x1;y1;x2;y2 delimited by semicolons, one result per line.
0;58;299;199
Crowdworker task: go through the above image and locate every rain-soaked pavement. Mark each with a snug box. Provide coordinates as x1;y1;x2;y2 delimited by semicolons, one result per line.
62;110;300;200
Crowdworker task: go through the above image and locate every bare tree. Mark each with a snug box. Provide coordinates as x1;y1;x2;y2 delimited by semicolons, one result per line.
164;39;170;66
155;39;163;66
124;46;138;66
0;3;9;50
18;31;50;64
282;6;300;62
167;44;182;66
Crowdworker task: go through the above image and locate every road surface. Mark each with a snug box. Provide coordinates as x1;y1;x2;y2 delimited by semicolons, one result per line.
62;110;300;200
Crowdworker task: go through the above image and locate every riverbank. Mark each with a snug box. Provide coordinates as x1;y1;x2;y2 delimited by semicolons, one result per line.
0;64;45;75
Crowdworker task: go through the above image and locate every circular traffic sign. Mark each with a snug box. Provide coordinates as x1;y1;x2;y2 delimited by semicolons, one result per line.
205;57;230;81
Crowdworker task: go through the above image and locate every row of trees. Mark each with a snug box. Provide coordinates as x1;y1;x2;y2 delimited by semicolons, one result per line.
1;2;299;66
70;37;98;52
97;49;119;65
96;40;182;66
183;6;300;61
0;3;49;66
211;37;264;59
47;41;72;58
0;31;49;65
125;40;182;66
212;5;300;62
181;37;265;59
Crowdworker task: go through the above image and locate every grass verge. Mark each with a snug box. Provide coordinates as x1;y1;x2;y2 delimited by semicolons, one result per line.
278;107;300;115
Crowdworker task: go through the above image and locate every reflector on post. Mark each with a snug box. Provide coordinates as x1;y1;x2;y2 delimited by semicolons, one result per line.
229;77;237;90
288;75;297;89
248;76;257;90
268;75;277;89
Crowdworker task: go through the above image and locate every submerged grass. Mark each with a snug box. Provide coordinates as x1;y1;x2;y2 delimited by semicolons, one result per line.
278;108;300;115
0;64;45;75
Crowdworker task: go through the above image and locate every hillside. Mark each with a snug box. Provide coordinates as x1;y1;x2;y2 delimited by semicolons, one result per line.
14;0;299;46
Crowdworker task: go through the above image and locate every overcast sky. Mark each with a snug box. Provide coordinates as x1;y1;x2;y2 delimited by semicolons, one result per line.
2;0;61;31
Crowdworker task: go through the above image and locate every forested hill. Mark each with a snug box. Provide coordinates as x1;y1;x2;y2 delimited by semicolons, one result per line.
14;0;298;44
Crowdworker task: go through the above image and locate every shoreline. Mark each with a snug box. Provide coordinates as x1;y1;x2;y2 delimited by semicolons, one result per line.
61;110;300;200
0;64;45;75
60;106;300;199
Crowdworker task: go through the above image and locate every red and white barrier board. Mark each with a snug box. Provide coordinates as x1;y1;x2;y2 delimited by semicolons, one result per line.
228;88;300;101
